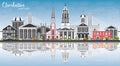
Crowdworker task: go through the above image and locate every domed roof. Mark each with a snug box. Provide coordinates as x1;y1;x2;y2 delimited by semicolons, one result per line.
12;17;24;22
80;14;86;18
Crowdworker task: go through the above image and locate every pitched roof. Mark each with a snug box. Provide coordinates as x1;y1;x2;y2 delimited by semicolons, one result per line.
23;24;36;27
107;26;116;29
3;25;16;30
58;28;74;30
79;24;87;26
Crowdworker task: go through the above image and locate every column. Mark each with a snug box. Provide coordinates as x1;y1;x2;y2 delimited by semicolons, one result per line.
63;31;64;38
67;31;68;39
27;29;28;39
19;29;20;39
35;29;37;39
23;29;24;39
84;34;86;38
31;29;32;39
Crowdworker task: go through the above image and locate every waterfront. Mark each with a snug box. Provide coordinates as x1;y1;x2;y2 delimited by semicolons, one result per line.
0;42;120;66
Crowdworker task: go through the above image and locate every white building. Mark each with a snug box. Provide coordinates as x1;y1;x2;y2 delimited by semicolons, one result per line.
18;13;37;40
12;17;24;38
77;14;89;39
58;4;74;39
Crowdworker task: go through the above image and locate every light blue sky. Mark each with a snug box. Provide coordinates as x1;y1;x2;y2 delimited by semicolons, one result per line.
0;0;120;31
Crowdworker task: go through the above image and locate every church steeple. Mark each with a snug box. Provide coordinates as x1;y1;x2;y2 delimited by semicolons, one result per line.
50;8;56;29
51;8;55;18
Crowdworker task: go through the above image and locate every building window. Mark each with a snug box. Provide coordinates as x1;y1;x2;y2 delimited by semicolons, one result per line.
82;28;84;32
81;18;85;22
60;32;62;36
64;32;67;36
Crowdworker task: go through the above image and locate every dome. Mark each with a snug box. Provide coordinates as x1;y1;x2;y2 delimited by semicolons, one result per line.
12;17;24;22
80;14;86;18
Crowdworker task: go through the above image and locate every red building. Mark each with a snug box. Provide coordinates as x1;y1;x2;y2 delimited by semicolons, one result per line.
92;31;112;40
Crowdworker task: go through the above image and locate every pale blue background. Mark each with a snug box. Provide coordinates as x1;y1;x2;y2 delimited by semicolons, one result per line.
0;0;120;38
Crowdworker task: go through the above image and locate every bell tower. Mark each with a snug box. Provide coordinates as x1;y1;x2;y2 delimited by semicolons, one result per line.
61;4;70;28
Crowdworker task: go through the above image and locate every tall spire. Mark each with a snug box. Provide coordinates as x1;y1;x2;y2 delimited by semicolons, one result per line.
50;8;56;29
28;12;32;24
51;8;55;18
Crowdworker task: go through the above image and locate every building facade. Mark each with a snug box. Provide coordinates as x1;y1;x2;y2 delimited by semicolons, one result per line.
58;4;74;39
12;17;24;38
61;4;70;28
106;26;117;39
77;14;89;39
46;9;60;40
2;25;16;40
92;31;112;40
19;24;37;40
37;24;50;40
58;28;74;39
18;13;37;40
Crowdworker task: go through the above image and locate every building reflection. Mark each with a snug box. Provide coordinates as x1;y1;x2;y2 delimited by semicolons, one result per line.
77;43;89;58
2;42;119;62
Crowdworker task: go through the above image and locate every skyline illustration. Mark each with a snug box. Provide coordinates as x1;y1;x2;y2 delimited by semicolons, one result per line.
0;0;120;39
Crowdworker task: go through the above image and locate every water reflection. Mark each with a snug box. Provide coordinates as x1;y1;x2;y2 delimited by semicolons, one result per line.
1;42;119;62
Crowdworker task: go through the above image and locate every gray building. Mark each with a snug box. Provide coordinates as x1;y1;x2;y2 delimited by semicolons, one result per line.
2;25;16;40
18;13;37;40
77;43;89;58
58;28;74;39
58;4;74;39
77;14;89;39
106;26;118;38
12;17;24;39
37;25;50;40
19;24;37;40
